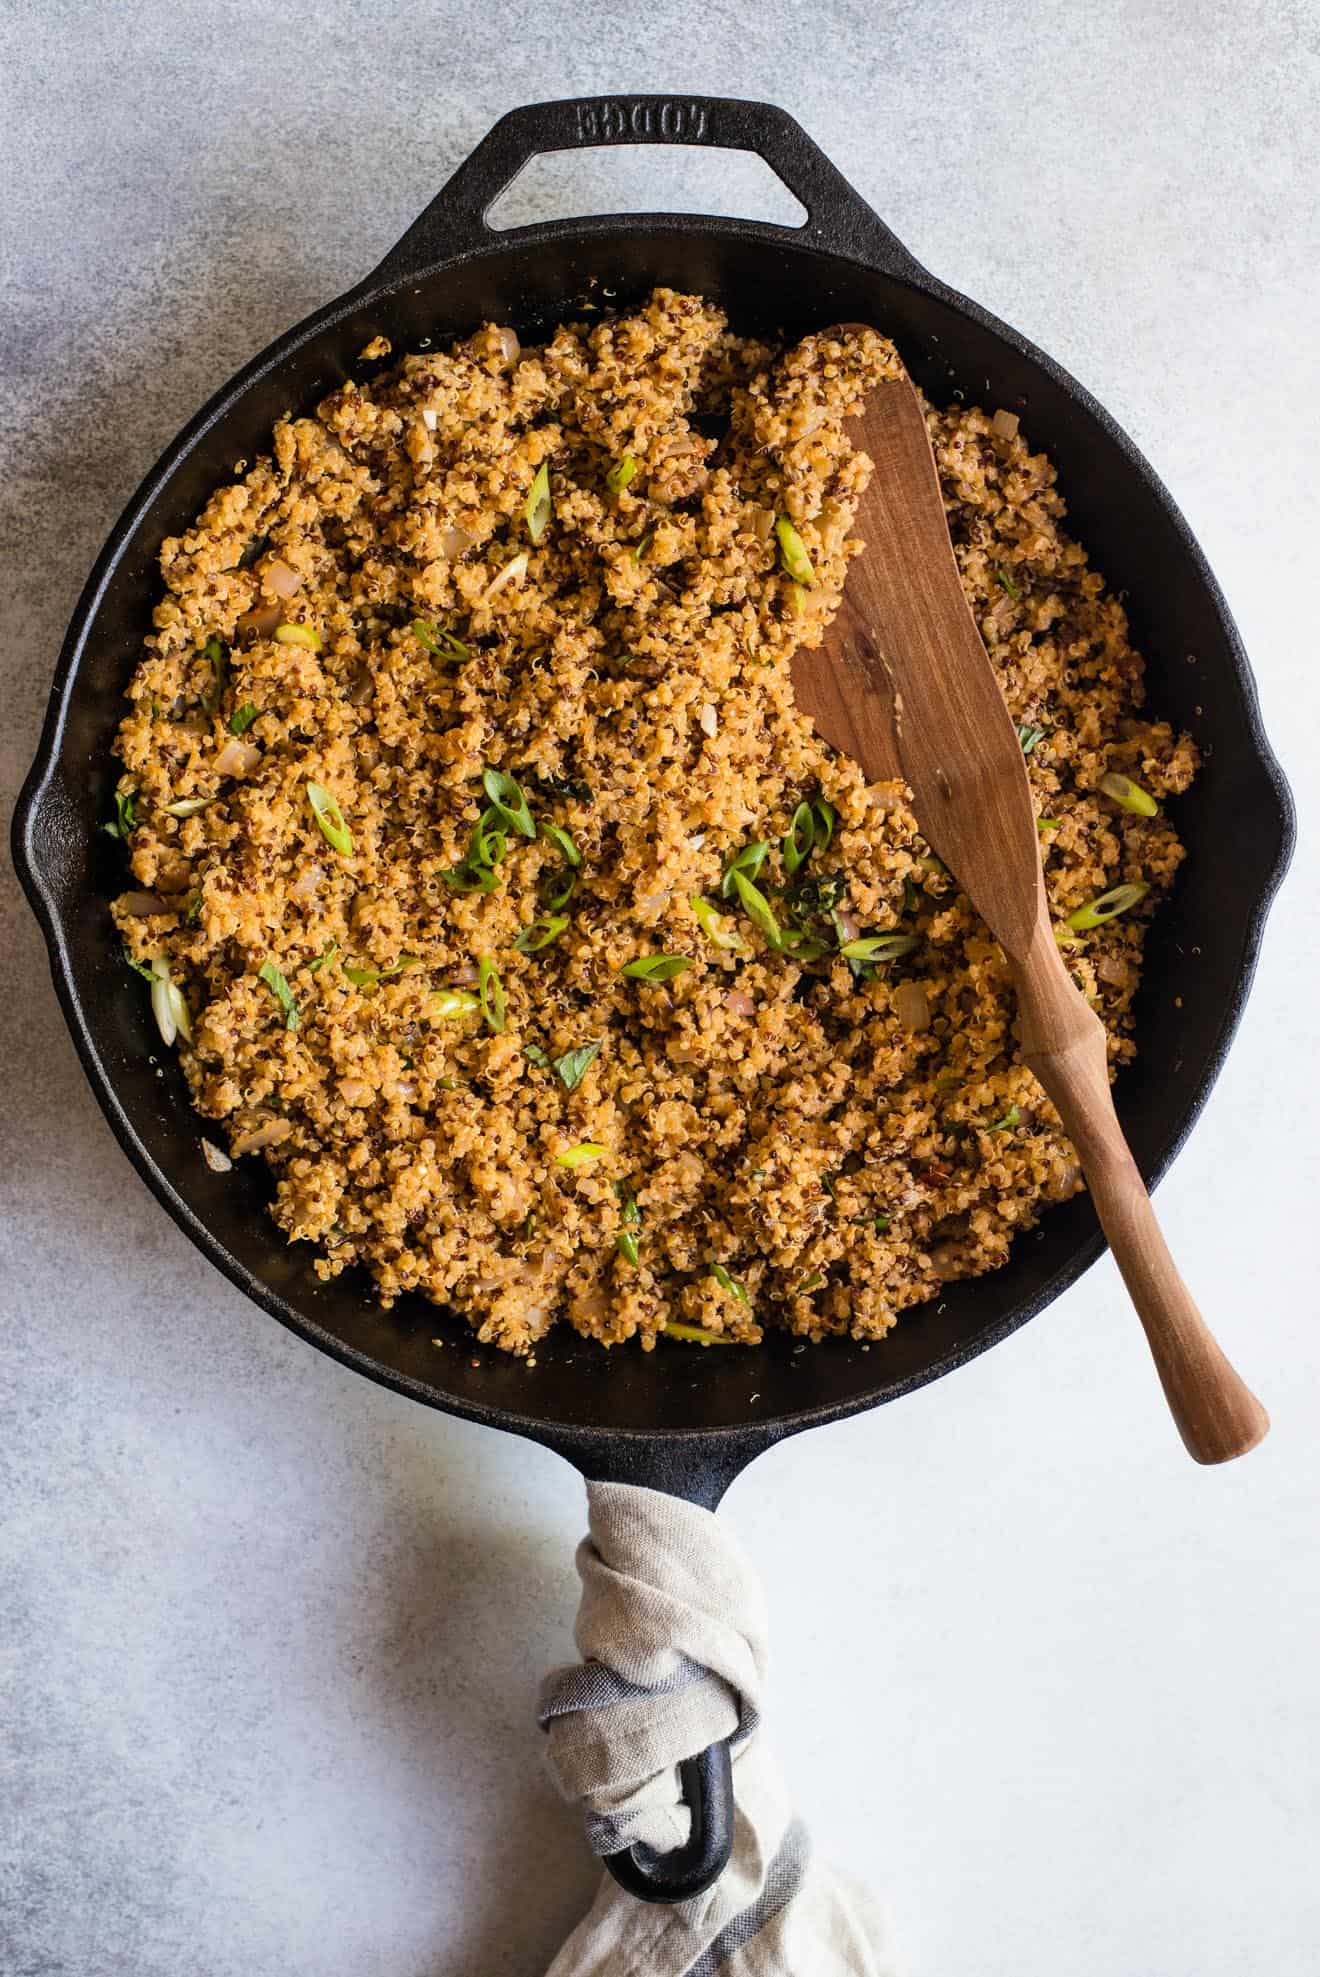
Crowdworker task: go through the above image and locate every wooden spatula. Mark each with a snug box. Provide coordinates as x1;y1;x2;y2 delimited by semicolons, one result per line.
793;370;1267;1464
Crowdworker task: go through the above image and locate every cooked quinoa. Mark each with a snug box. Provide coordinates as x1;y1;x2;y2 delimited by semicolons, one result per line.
109;289;1197;1354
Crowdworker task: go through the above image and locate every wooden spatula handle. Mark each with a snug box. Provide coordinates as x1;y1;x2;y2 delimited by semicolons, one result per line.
1014;923;1268;1464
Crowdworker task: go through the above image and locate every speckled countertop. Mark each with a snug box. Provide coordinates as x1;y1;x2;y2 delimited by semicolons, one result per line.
3;5;1318;1973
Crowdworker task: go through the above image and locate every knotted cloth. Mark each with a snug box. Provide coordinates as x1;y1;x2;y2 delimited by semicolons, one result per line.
539;1482;901;1976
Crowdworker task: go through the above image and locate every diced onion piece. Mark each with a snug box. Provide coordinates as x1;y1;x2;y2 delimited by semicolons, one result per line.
493;326;520;366
441;525;475;559
214;737;261;777
421;408;438;431
263;558;302;598
992;408;1021;439
699;704;718;738
894;981;931;1031
274;622;321;649
201;1138;233;1173
120;891;170;917
236;602;282;639
1099;771;1159;816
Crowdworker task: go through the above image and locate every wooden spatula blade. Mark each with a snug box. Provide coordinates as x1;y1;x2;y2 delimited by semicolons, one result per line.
793;376;1043;962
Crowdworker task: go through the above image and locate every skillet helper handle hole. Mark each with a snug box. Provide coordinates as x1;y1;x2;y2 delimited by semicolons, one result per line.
602;1739;735;1905
370;95;926;285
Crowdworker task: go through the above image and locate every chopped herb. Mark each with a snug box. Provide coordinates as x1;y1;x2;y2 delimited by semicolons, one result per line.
200;638;227;715
710;1263;751;1305
777;924;834;962
556;1141;607;1169
606;454;638;494
431;987;480;1019
720;840;769;899
1099;771;1159;817
774;516;816;586
1016;723;1047;755
540;821;581;866
619;954;692;983
732;870;782;947
661;1320;733;1345
228;703;258;735
478;955;505;1033
782;802;815;877
308;940;338;973
523;1042;551;1067
412;618;470;663
344;955;418;987
689;894;747;952
162;796;211;818
184;893;203;925
996;567;1022;600
274;622;321;649
838;933;920;963
524;462;552;541
306;781;353;856
258;961;298;1031
551;1041;600;1092
1066;882;1150;931
986;1104;1021;1133
103;787;137;840
481;767;535;839
514;915;570;954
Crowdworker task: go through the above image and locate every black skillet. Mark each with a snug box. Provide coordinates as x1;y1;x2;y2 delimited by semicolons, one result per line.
12;96;1294;1903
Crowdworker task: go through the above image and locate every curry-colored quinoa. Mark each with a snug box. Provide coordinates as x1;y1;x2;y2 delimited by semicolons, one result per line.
109;289;1196;1355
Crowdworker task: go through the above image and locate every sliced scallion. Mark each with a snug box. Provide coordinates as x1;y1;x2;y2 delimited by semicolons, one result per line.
1066;882;1149;931
542;867;578;911
274;623;321;649
710;1263;751;1305
431;987;480;1019
774;516;816;586
477;955;505;1033
258;961;298;1031
813;797;837;849
308;940;338;973
782;802;815;877
720;840;769;899
690;895;747;952
344;955;418;987
1099;771;1159;817
123;949;155;980
1036;817;1061;834
661;1320;733;1345
412;618;471;663
150;956;192;1047
200;638;227;715
606;454;637;494
228;703;258;735
839;934;920;963
540;821;581;866
524;462;552;542
619;954;692;984
556;1141;606;1169
996;567;1022;600
1016;723;1047;755
514;915;569;954
306;781;353;856
986;1104;1021;1133
162;796;211;818
103;788;137;840
793;1270;826;1296
481;767;535;839
732;870;782;947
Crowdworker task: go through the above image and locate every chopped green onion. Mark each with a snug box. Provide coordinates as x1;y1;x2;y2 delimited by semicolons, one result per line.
710;1263;751;1305
812;797;836;850
184;893;203;926
774;516;816;586
431;987;480;1019
542;867;578;911
228;703;258;735
874;1212;892;1232
514;915;569;954
1036;817;1061;834
103;788;137;840
986;1104;1021;1133
540;821;581;866
162;796;211;818
274;622;321;649
344;955;418;987
467;808;508;872
483;550;529;598
1099;771;1159;817
149;956;192;1047
661;1320;733;1345
200;637;227;715
477;955;505;1033
782;802;815;877
1016;723;1047;755
839;934;920;963
412;618;471;663
793;1271;826;1296
690;895;747;952
524;461;552;542
442;861;498;895
550;1041;600;1092
619;954;692;983
306;781;353;856
777;924;833;962
482;767;535;839
615;1194;641;1266
258;961;298;1031
786;581;808;617
123;949;155;980
732;870;782;947
556;1141;607;1169
996;567;1022;600
308;940;338;973
1066;882;1150;931
720;840;769;899
631;528;655;566
606;454;637;494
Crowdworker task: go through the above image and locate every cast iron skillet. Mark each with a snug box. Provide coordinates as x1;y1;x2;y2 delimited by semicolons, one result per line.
12;96;1294;1903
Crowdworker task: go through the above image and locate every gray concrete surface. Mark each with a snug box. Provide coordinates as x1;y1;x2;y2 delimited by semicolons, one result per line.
2;3;1318;1973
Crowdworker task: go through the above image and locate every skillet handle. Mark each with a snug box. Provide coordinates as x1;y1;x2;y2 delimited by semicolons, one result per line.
603;1740;735;1906
371;94;926;285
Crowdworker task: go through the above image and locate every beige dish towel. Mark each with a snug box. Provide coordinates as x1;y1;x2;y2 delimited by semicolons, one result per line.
539;1483;901;1976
